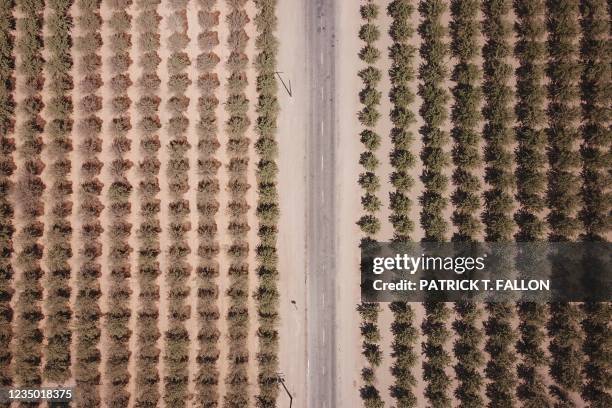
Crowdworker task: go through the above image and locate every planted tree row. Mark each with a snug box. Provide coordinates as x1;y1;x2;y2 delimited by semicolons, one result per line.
194;0;221;406
134;0;162;406
74;0;104;404
579;0;609;240
417;0;451;405
545;0;584;403
223;0;251;406
450;0;481;242
105;0;134;405
252;0;281;406
14;0;46;390
355;1;383;407
481;0;517;406
0;0;16;394
579;0;611;405
449;0;484;406
513;0;550;405
163;0;192;406
386;1;418;406
43;0;74;384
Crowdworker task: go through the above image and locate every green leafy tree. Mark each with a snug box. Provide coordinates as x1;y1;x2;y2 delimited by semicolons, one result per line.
513;0;551;406
448;1;485;406
417;1;452;406
356;2;384;407
545;0;584;402
579;1;611;405
386;1;418;406
481;0;517;406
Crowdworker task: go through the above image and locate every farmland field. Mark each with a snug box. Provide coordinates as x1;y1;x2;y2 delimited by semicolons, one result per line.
1;0;283;406
0;0;610;407
341;0;610;407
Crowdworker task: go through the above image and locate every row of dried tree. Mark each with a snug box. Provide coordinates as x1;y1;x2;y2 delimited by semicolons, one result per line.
253;0;282;406
133;0;163;407
223;0;251;406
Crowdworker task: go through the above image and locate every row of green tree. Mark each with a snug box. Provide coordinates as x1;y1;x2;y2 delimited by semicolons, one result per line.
356;0;610;405
417;0;452;406
376;0;608;406
546;0;584;404
513;0;549;406
356;2;384;408
481;0;517;406
579;0;610;405
386;1;419;406
448;0;485;406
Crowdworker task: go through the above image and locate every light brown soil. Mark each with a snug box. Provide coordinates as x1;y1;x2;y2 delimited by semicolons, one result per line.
98;0;114;399
335;1;366;406
39;2;52;388
125;0;141;404
67;0;82;391
276;0;308;405
8;3;27;389
183;0;201;402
